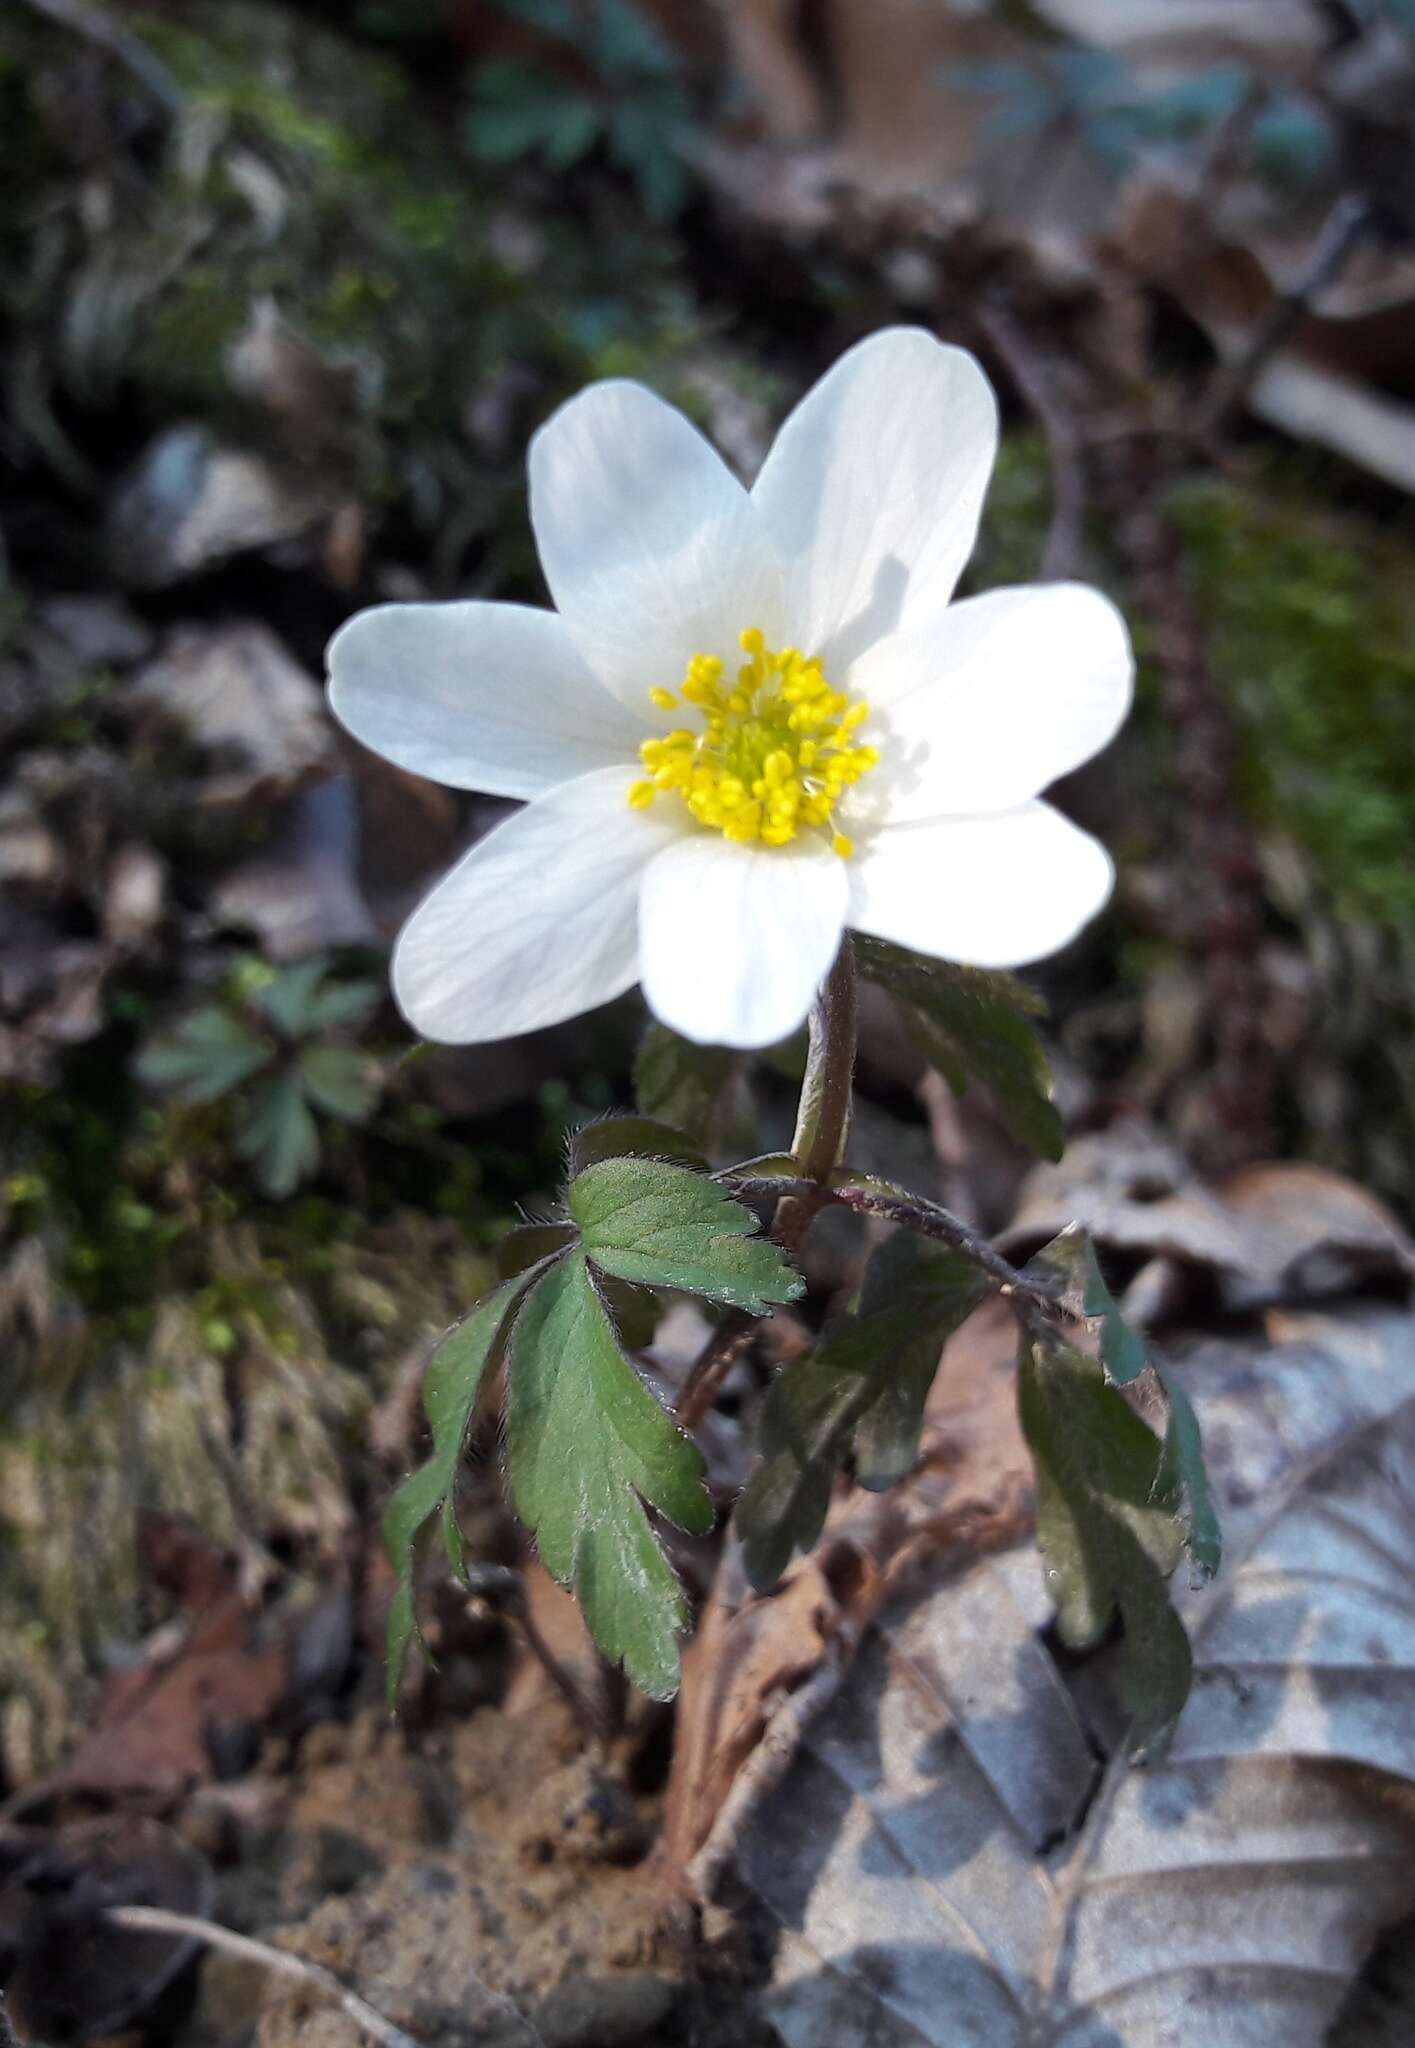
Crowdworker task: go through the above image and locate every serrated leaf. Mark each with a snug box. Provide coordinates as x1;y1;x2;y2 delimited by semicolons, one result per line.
254;958;329;1037
137;1006;270;1104
1024;1225;1221;1578
236;1069;321;1198
507;1252;712;1698
465;63;595;163
633;1023;739;1147
568;1114;707;1178
382;1276;528;1706
300;978;382;1032
736;1235;988;1588
1018;1329;1191;1749
297;1043;379;1123
737;1349;870;1589
570;1157;803;1314
855;933;1064;1161
851;1237;992;1489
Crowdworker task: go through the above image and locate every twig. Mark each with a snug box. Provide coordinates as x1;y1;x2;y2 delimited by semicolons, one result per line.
464;1564;605;1748
104;1908;424;2048
1199;191;1372;436
685;1637;854;1904
18;0;185;111
975;299;1087;582
675;1307;759;1434
109;1905;545;2048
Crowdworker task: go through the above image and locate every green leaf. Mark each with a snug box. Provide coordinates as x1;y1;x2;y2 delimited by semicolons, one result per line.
382;1277;528;1706
465;63;596;164
507;1253;712;1698
735;1234;987;1588
633;1023;739;1147
236;1070;321;1198
568;1114;707;1178
543;96;601;171
297;1043;380;1123
137;1006;270;1105
855;934;1064;1161
1018;1329;1193;1750
736;1348;870;1589
300;979;383;1032
254;958;330;1037
1023;1226;1221;1579
850;1234;991;1490
570;1157;803;1313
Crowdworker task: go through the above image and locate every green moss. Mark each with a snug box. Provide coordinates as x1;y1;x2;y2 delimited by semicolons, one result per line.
1172;476;1415;926
965;431;1053;593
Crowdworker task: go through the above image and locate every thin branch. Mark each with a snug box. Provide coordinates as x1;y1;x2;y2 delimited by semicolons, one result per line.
105;1909;425;2048
1199;191;1372;436
18;0;185;111
463;1564;605;1748
975;299;1087;582
674;1307;759;1434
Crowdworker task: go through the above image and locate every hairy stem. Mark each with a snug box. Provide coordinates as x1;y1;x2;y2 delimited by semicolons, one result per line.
829;1173;1051;1303
790;935;858;1183
677;943;857;1430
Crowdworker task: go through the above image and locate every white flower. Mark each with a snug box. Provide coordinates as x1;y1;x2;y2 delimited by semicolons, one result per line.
327;328;1132;1051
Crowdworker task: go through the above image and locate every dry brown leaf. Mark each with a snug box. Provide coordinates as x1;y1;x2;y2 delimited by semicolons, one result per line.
999;1125;1413;1309
660;1296;1034;1885
107;427;331;589
739;1298;1415;2046
210;777;377;959
9;1519;289;1813
129;622;336;812
1028;0;1325;68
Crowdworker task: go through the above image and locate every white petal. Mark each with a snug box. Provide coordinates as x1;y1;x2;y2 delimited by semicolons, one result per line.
751;328;998;674
529;381;783;712
392;766;683;1043
849;802;1113;969
639;837;848;1049
328;602;641;800
860;584;1133;820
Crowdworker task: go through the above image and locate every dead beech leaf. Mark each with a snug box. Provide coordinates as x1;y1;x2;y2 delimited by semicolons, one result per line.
107;426;329;589
739;1300;1415;2047
1028;0;1325;67
1244;352;1415;496
661;1296;1033;1883
210;776;376;959
999;1125;1413;1310
9;1519;289;1813
129;622;335;811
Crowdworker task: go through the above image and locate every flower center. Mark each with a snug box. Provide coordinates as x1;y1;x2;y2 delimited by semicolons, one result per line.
627;628;878;858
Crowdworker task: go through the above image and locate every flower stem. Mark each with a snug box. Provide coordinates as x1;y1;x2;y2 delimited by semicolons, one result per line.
790;935;858;1184
676;942;857;1432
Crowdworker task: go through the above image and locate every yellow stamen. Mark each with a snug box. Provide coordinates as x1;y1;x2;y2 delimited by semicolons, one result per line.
627;628;876;859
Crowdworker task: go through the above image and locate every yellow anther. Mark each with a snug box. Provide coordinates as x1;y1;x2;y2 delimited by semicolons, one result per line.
629;629;876;859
